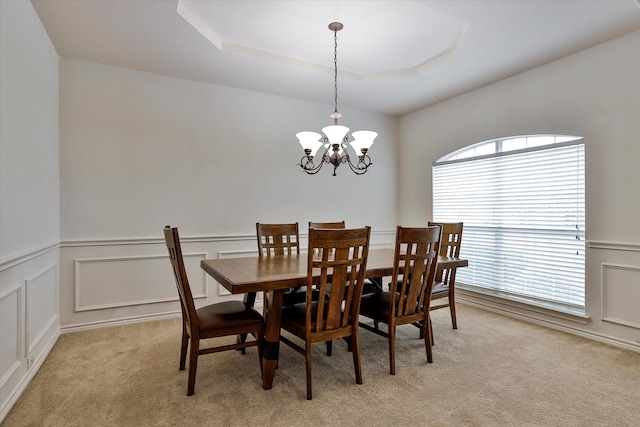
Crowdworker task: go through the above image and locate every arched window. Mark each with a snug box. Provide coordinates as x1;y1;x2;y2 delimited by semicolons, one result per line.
433;135;585;312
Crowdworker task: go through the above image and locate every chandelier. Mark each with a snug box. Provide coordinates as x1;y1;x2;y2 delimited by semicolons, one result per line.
296;22;377;176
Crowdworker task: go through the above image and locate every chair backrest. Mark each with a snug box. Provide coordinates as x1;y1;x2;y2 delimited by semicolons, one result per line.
256;223;300;257
308;221;346;229
389;226;441;318
428;221;463;282
307;227;371;332
164;226;198;331
428;222;463;258
308;222;345;255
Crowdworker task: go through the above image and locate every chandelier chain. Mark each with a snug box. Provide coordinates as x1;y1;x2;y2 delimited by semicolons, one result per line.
333;28;339;115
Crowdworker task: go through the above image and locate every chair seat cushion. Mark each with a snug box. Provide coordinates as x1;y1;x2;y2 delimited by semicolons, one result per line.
359;292;392;321
326;279;379;296
283;286;320;306
281;302;328;336
196;301;263;330
431;281;449;296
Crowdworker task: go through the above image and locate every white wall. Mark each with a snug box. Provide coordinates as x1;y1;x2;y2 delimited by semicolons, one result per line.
2;1;637;419
399;30;640;350
0;0;60;420
0;2;59;257
58;58;398;329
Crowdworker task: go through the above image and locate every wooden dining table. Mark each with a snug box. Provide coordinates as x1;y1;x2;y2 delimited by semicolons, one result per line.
201;248;467;390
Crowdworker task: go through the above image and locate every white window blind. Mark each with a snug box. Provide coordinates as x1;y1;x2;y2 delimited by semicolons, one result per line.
433;139;585;310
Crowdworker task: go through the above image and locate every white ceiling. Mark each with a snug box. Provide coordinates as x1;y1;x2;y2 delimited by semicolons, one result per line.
31;0;640;117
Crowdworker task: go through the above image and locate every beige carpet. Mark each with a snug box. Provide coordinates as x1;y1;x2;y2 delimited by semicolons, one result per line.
3;304;639;427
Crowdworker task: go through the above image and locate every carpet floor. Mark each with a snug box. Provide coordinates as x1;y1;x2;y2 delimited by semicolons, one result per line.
2;304;639;426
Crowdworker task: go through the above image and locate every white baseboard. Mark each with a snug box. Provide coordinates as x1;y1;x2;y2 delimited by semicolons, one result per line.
458;296;640;354
60;310;183;334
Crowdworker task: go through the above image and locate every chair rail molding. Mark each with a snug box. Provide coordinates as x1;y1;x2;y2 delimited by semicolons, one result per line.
587;240;640;252
60;234;255;247
59;229;397;248
0;241;60;272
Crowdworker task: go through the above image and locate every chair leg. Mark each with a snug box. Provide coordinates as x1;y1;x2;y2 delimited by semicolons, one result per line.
238;333;248;355
450;293;458;329
179;323;189;371
424;315;433;363
305;341;313;400
186;338;200;396
388;325;396;375
352;330;363;385
325;340;333;356
430;317;434;346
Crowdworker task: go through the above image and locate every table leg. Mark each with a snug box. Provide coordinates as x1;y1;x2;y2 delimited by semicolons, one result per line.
262;289;285;390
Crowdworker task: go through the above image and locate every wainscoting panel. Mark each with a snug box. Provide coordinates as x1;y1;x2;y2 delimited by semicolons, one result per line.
25;264;58;355
0;246;59;423
74;253;208;312
0;284;23;390
601;263;640;329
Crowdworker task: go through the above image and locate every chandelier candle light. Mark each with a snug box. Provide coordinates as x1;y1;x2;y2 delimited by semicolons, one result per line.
297;22;377;176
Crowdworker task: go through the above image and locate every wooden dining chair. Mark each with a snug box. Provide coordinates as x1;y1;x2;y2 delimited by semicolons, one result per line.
163;226;265;396
308;220;377;355
279;227;371;400
309;220;379;292
256;222;308;308
428;221;463;329
359;226;441;374
256;222;300;257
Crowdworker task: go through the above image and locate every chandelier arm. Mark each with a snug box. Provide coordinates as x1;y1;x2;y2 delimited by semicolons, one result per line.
298;156;320;174
298;143;333;175
343;149;372;175
299;155;333;175
346;159;369;175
